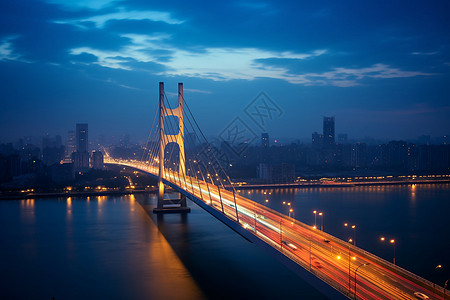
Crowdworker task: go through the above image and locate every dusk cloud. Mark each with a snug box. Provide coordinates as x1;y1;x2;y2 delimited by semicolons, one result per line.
0;36;22;62
1;0;449;140
55;8;184;29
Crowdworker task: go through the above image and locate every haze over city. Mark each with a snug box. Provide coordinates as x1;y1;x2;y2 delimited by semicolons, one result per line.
1;0;449;142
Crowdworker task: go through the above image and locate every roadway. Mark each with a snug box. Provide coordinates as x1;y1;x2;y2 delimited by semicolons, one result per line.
106;158;445;300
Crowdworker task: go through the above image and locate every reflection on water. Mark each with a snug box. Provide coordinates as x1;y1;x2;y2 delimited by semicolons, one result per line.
20;199;35;223
4;184;445;298
0;196;205;300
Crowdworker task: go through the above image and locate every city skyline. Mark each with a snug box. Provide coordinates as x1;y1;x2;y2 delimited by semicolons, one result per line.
1;1;449;141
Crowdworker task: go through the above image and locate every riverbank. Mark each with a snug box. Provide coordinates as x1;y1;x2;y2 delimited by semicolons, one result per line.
0;188;157;200
231;179;450;190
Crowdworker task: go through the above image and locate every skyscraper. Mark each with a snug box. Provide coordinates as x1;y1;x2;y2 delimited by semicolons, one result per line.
76;123;88;153
65;130;76;162
73;123;89;172
323;117;335;148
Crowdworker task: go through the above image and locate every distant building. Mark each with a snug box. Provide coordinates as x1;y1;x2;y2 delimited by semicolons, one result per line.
338;133;348;143
73;123;90;172
323;117;335;148
350;143;367;168
42;145;65;166
386;141;408;170
417;135;431;145
72;151;90;173
91;151;104;170
119;134;131;148
186;132;197;146
261;133;269;148
76;123;88;152
65;131;76;161
312;132;323;149
258;163;295;183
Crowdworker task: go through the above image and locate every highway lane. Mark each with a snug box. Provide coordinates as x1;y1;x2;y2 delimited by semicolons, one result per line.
106;158;444;300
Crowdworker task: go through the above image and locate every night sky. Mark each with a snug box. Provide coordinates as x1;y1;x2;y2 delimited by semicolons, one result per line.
1;0;449;142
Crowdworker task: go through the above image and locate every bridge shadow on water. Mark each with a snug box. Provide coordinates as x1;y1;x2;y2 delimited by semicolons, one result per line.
137;192;328;300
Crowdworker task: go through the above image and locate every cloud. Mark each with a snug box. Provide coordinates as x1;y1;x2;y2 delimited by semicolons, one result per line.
184;88;213;94
69;34;327;82
69;33;433;87
55;8;184;29
411;51;439;56
161;48;327;82
301;63;433;86
0;36;29;63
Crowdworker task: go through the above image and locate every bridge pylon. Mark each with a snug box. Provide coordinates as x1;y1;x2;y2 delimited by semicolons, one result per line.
153;82;191;214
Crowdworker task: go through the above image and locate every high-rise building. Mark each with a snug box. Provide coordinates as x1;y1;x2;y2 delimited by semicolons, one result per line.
323;117;335;148
73;124;90;172
261;133;269;148
76;123;88;153
312;132;323;149
65;130;76;162
91;151;104;170
72;151;90;173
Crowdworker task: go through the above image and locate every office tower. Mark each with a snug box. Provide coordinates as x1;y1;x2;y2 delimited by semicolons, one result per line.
261;133;269;148
73;123;90;172
76;123;88;153
323;117;335;148
92;151;104;170
65;131;76;162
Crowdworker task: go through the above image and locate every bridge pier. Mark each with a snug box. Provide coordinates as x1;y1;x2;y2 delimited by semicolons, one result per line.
153;82;190;214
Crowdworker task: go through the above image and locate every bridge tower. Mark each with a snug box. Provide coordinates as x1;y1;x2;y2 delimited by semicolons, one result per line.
154;82;191;213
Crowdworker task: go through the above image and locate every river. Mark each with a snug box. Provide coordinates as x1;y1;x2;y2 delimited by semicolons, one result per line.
0;183;448;299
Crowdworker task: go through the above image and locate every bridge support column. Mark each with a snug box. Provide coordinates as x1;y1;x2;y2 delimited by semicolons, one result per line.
153;82;191;214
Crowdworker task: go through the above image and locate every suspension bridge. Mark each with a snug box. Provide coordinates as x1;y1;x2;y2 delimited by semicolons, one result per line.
105;82;445;300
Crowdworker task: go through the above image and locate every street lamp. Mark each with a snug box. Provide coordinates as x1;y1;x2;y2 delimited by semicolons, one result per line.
354;263;370;299
348;238;353;295
380;237;396;265
319;212;324;231
282;202;293;218
313;210;317;229
344;223;357;246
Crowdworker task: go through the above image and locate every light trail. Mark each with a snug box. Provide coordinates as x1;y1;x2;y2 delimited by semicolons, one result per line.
106;157;445;300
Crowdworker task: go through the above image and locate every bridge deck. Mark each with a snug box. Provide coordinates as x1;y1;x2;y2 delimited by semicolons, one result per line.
106;158;444;300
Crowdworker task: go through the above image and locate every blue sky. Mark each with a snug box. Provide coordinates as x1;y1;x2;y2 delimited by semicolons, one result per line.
1;0;449;142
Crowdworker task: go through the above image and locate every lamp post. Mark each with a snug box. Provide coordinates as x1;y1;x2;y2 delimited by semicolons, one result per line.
354;263;370;299
313;210;317;229
348;238;353;296
380;237;396;265
390;239;396;265
344;223;357;246
319;212;324;231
